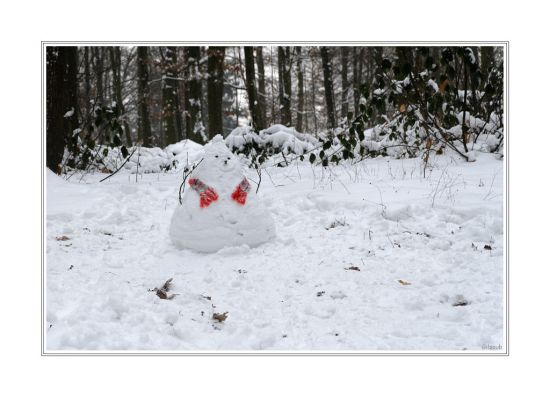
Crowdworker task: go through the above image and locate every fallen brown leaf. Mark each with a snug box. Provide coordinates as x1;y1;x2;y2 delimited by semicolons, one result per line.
213;312;228;322
398;279;411;285
156;289;174;300
153;278;175;300
56;235;70;241
345;266;361;271
426;137;433;150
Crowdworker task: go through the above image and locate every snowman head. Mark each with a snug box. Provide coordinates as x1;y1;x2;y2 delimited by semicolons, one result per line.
201;135;240;176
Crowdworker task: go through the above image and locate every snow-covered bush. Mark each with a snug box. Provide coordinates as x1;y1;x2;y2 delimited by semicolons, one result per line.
342;47;504;162
226;124;319;157
62;139;204;175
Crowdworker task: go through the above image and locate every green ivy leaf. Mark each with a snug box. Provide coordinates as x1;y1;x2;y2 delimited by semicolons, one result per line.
343;149;350;160
309;153;316;164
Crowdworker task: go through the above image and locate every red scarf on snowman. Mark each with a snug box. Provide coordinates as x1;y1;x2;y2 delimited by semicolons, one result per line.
188;177;250;208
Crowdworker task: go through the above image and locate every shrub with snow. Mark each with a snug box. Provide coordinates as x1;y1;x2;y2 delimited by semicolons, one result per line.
226;124;319;157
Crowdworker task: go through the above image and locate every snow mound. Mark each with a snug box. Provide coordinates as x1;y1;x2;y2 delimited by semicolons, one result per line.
226;124;318;155
100;140;204;174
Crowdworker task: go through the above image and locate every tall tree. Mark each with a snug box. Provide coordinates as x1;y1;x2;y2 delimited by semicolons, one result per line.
93;47;105;106
109;47;132;145
480;46;495;77
136;47;153;147
340;47;350;122
83;47;91;122
160;46;182;145
320;47;336;131
353;47;366;115
396;47;414;79
255;46;268;129
269;47;276;125
310;52;318;132
207;46;225;139
278;46;292;126
243;47;264;130
296;47;305;132
184;47;204;143
46;46;78;172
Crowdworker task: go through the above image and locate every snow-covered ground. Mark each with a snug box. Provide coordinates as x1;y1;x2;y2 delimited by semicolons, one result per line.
45;148;504;351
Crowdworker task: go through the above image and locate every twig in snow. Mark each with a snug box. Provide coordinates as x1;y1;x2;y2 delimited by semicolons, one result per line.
99;147;137;183
178;158;204;205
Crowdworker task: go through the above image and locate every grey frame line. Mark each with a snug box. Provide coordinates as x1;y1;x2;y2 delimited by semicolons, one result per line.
41;41;509;356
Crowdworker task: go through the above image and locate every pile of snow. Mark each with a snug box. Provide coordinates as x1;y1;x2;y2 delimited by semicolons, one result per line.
454;111;500;134
164;139;204;167
95;140;204;174
226;124;319;155
170;136;275;252
224;126;262;151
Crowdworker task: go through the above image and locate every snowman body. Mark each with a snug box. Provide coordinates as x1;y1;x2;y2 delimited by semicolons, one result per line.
169;136;276;252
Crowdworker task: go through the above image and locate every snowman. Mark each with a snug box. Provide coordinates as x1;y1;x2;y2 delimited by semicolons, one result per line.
169;135;276;252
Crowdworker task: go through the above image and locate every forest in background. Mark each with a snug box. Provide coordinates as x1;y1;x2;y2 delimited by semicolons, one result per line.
46;45;504;173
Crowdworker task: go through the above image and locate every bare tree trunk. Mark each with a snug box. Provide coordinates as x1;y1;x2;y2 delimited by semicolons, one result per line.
137;47;152;147
207;46;225;139
480;46;495;76
46;46;78;172
244;47;264;130
469;47;480;115
461;51;469;153
431;46;442;82
396;47;414;79
109;47;132;145
296;47;305;132
353;47;366;115
353;47;359;115
270;47;276;125
93;47;104;106
160;46;182;145
184;47;204;143
321;47;336;131
255;46;267;128
373;47;384;71
340;46;349;123
311;54;318;133
278;46;292;126
83;47;91;121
